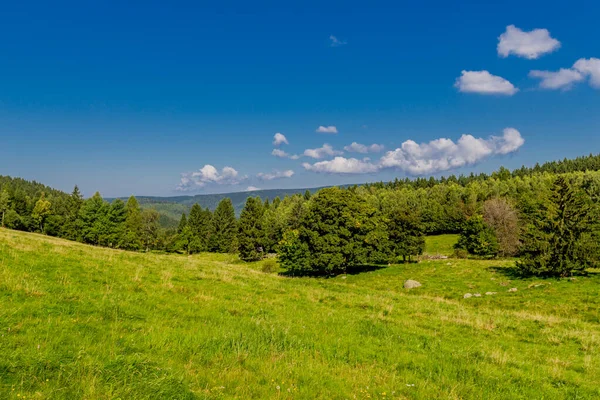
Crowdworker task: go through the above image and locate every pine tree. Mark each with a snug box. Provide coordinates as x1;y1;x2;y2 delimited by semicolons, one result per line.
209;198;237;253
123;196;143;250
238;197;266;261
79;192;108;245
177;213;188;234
108;199;127;247
188;204;212;252
518;176;596;276
63;186;84;240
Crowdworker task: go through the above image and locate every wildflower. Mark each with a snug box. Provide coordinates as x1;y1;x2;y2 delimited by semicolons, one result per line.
276;385;281;390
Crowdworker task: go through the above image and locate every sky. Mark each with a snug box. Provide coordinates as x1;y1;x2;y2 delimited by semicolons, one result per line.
0;0;599;197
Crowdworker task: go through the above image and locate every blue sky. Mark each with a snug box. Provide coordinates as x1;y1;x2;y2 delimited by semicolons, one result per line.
1;0;599;197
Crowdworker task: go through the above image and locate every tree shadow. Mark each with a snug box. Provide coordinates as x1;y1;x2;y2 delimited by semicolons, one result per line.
278;263;387;278
487;265;600;279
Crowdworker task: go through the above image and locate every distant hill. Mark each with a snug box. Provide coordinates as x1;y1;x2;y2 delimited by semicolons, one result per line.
110;187;327;227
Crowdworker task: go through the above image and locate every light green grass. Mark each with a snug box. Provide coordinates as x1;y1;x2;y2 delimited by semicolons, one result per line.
1;228;599;399
424;234;459;256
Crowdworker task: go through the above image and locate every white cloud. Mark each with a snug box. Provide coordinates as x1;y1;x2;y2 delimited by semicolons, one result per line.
257;170;295;181
271;148;300;159
529;68;584;90
573;58;600;88
177;165;245;191
530;58;600;90
498;25;561;59
273;132;289;146
344;142;385;153
316;125;338;134
455;70;518;95
379;128;524;175
302;157;379;174
245;186;261;192
303;144;343;159
329;35;347;47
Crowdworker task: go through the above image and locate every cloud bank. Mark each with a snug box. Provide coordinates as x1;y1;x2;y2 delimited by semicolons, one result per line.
344;142;385;153
530;58;600;90
257;170;295;180
303;143;343;159
302;128;524;175
178;165;244;191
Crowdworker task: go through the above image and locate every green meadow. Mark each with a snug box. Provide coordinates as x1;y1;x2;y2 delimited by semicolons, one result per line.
1;228;599;399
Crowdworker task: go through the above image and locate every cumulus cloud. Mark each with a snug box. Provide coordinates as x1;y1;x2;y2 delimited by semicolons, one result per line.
302;157;379;174
316;125;338;134
273;132;289;146
271;148;300;159
379;128;524;175
573;58;600;88
329;35;347;47
245;186;261;192
344;142;385;153
303;144;344;159
529;68;584;90
257;170;295;181
455;70;518;95
498;25;561;59
302;128;525;176
530;58;600;90
177;165;245;191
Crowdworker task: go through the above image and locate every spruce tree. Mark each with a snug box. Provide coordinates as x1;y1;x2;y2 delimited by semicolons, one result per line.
237;197;266;261
209;198;237;253
188;204;212;251
123;196;143;250
177;213;188;234
63;186;84;240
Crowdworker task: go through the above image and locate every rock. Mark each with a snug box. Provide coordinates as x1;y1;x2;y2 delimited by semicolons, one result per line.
463;293;473;299
485;292;497;295
508;288;518;292
404;280;422;289
473;293;482;297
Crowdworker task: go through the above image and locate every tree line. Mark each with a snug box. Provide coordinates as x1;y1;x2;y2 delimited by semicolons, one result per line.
1;153;600;278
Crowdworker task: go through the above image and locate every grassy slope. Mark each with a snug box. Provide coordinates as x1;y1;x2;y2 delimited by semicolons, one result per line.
1;229;599;399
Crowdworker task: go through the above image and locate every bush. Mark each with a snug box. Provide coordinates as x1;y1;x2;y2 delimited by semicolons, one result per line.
483;198;520;257
260;259;278;274
455;215;499;258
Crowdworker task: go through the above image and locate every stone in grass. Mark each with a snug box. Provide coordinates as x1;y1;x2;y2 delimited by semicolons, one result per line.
473;293;482;297
463;293;473;299
508;288;518;292
485;292;497;295
404;280;422;289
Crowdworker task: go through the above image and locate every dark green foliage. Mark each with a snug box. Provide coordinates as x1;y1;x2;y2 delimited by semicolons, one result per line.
122;196;143;250
209;199;237;253
188;204;212;252
177;213;187;234
455;215;499;257
237;197;266;261
387;209;425;262
141;209;160;251
278;188;391;275
517;176;598;277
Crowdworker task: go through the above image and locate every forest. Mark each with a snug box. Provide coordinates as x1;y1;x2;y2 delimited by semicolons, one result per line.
1;153;600;277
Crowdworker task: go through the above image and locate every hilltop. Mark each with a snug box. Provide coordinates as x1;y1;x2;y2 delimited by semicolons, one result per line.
1;228;598;399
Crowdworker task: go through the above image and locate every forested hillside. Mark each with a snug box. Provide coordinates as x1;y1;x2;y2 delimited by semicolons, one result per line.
2;153;600;277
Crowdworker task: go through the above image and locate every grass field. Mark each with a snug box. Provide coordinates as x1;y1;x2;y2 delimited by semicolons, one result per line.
1;228;599;399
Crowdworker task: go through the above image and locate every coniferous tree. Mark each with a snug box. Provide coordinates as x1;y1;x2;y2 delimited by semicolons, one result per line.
238;197;266;261
209;198;237;253
0;189;10;227
518;176;597;276
141;209;160;252
177;213;188;234
188;204;212;252
455;215;499;257
122;196;143;250
79;192;107;245
108;199;127;247
63;186;84;240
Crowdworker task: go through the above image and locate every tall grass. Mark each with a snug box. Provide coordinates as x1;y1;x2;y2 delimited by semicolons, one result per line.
0;228;599;399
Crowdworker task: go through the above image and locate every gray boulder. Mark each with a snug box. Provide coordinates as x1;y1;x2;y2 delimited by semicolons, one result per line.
404;280;422;289
508;288;518;292
463;293;473;299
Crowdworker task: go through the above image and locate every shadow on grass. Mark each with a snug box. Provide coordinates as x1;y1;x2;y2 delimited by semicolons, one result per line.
487;265;600;279
279;264;387;278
